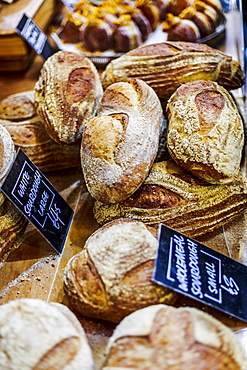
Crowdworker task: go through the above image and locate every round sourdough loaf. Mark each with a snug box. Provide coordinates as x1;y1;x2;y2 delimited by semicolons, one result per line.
80;78;164;204
0;298;94;370
63;219;177;323
166;80;244;184
103;304;247;369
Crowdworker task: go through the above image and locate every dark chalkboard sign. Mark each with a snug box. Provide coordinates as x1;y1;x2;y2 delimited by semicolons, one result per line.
1;149;74;254
16;14;54;60
153;224;247;322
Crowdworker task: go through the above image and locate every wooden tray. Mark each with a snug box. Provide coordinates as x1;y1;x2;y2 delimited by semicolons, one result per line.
0;0;61;71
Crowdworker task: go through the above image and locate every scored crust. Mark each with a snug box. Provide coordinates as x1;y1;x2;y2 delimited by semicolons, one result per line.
0;298;94;370
103;304;247;369
101;41;245;101
34;51;103;144
64;219;177;323
80;78;164;204
166;80;244;184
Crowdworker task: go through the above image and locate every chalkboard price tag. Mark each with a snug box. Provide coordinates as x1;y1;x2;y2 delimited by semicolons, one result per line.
153;224;247;322
1;149;74;254
16;14;55;60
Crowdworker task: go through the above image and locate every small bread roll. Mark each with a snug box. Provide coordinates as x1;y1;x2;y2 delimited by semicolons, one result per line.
0;298;94;370
80;78;164;204
166;80;244;184
103;304;247;369
64;219;177;323
34;51;103;144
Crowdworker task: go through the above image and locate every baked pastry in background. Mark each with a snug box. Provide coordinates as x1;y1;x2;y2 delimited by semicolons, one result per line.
0;91;81;172
101;41;245;102
166;80;244;184
0;298;94;370
58;0;162;53
94;160;247;237
81;78;164;204
163;0;222;41
64;219;177;323
34;51;103;145
103;304;247;369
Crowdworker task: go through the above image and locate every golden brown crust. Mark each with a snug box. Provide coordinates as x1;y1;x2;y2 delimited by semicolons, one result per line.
93;160;247;237
103;304;246;369
0;124;15;185
0;197;28;259
101;41;245;101
0;91;81;172
81;78;164;204
63;219;177;323
34;51;103;144
166;80;244;184
0;93;36;120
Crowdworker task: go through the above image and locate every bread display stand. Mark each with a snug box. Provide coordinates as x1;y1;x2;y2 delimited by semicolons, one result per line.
0;8;247;370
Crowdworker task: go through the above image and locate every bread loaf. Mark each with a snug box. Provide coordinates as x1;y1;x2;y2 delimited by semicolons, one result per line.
63;219;177;323
0;123;15;185
103;304;247;369
34;51;103;144
0;298;94;370
81;78;165;204
0;196;28;258
0;91;81;172
0;124;28;258
101;41;245;101
166;80;244;184
93;160;247;237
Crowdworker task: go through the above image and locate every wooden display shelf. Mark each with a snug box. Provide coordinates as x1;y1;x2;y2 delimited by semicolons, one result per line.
0;0;61;71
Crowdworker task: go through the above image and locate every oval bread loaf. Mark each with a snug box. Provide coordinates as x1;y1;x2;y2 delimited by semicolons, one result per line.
34;51;103;144
93;160;247;237
101;41;245;101
166;80;244;184
0;298;94;370
80;78;165;204
63;219;177;323
103;304;247;369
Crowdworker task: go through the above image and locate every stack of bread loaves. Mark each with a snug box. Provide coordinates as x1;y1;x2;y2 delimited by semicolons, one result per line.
32;42;247;238
0;91;81;172
30;43;247;368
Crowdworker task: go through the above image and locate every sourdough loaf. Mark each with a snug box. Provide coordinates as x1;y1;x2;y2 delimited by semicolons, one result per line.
103;304;247;369
0;123;15;185
63;219;177;323
0;298;94;370
101;41;245;101
0;91;81;172
93;160;247;237
0;124;28;258
34;51;103;144
166;80;244;184
81;78;164;204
